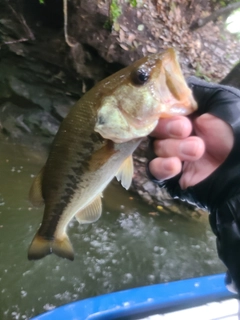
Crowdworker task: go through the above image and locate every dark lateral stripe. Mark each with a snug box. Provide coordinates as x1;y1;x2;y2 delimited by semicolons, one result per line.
38;201;67;238
38;133;105;239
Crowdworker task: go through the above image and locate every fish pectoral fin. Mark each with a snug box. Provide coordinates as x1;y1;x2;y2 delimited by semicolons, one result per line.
29;166;45;207
116;155;134;190
75;194;102;224
28;233;74;261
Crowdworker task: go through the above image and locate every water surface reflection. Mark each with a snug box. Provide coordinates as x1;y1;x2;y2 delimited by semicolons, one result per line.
0;137;224;319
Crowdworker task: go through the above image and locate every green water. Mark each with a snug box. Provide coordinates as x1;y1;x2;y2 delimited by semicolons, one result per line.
0;137;224;320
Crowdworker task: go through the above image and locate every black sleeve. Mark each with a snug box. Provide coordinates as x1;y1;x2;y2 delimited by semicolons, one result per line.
149;76;240;292
210;196;240;293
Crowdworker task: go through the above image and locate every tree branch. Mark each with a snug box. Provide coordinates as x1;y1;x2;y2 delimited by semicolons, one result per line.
63;0;76;47
6;1;35;41
190;2;240;31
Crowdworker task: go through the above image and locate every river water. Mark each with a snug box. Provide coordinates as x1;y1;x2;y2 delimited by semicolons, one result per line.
0;136;225;320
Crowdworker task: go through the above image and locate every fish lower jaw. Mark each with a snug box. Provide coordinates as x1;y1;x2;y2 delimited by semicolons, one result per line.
95;121;158;144
97;128;154;144
169;104;196;116
97;133;141;144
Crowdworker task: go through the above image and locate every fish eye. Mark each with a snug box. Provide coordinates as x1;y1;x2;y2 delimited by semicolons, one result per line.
131;67;150;85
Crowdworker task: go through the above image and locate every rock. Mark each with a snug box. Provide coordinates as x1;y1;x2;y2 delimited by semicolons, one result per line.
9;77;52;110
142;181;157;196
26;111;60;137
0;102;30;139
52;95;77;120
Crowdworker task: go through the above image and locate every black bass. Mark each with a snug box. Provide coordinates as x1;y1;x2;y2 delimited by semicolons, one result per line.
28;48;197;261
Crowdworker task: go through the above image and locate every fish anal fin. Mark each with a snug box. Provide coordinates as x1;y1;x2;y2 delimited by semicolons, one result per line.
29;166;45;207
28;233;74;261
75;194;102;224
116;155;134;190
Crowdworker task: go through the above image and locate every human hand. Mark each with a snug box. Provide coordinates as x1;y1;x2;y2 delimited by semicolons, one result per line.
148;76;240;293
149;114;233;189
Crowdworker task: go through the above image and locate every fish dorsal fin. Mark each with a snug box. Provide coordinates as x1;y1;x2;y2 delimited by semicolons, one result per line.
29;166;45;207
116;155;134;190
75;194;102;224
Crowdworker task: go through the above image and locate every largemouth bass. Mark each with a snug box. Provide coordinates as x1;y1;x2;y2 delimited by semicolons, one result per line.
28;48;197;261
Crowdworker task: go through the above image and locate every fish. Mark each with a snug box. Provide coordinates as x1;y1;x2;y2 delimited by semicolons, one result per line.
28;48;197;261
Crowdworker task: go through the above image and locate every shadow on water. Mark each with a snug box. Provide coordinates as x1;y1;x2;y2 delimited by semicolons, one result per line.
0;136;225;319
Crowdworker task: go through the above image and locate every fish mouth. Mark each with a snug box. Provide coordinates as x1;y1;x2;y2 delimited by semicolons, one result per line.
167;99;197;116
159;48;198;116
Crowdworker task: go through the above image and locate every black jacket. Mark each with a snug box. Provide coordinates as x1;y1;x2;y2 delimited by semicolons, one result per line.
150;76;240;293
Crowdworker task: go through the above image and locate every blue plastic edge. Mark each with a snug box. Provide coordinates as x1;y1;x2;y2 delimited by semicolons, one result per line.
32;273;235;320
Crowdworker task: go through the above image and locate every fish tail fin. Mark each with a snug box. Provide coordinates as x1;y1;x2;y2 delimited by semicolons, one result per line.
28;233;74;261
52;236;74;261
28;233;51;260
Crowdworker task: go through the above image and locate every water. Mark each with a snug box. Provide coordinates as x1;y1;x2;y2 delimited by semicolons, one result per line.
0;136;225;320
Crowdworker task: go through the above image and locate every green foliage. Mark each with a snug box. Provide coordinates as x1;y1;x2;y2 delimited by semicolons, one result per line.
220;0;240;6
170;1;176;11
232;59;240;67
103;19;112;30
212;0;240;6
110;0;122;23
104;0;122;30
220;33;227;40
130;0;137;7
39;0;44;4
195;63;211;82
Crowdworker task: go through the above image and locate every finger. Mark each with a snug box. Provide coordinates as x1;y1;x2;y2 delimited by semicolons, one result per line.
150;116;192;139
149;157;182;181
154;136;205;161
194;113;233;162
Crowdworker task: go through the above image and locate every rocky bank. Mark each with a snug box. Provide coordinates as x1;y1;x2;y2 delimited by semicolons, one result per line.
0;0;239;217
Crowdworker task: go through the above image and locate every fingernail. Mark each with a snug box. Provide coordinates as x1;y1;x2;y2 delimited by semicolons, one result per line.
180;141;198;156
167;120;184;137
